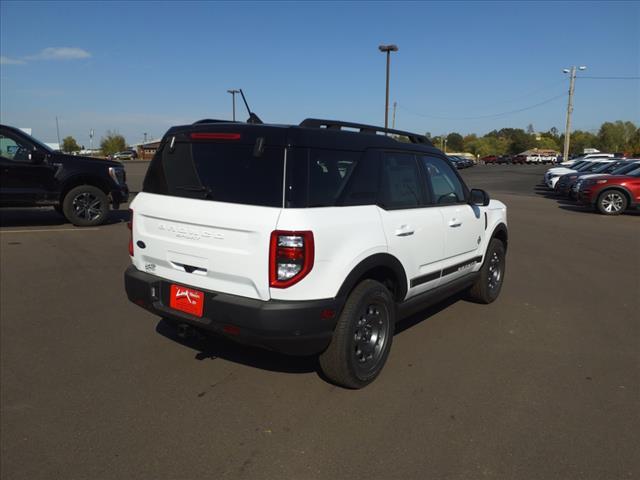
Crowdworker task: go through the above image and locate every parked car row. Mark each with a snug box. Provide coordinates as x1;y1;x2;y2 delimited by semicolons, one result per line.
446;155;474;169
482;154;561;165
542;157;640;215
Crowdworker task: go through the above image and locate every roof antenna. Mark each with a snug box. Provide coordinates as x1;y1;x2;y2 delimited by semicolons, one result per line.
239;89;263;124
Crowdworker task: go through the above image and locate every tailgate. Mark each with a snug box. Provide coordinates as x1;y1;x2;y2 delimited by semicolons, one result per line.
131;192;280;301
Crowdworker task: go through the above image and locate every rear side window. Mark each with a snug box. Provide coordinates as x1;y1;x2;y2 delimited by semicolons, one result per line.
308;149;358;207
143;140;285;207
285;148;362;208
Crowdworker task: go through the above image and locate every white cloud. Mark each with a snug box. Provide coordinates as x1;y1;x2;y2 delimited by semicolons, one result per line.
0;56;26;65
26;47;92;61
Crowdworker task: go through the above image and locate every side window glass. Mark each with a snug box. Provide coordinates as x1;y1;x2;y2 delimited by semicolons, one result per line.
380;153;422;209
308;149;359;207
0;133;32;163
421;155;465;205
340;153;380;206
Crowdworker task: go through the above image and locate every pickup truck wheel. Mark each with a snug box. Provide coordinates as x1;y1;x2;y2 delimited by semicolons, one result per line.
62;185;109;226
596;189;627;215
319;279;394;389
468;238;506;304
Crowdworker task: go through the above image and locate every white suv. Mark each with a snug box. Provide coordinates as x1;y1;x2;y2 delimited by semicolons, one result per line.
125;119;508;388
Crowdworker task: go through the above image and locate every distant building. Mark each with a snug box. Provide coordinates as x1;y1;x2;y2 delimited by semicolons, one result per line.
130;139;162;160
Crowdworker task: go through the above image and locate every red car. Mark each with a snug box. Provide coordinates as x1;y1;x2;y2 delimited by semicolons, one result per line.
576;164;640;215
481;155;498;164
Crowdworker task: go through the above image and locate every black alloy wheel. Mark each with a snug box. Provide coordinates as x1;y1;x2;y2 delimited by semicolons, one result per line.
319;279;395;389
62;185;109;226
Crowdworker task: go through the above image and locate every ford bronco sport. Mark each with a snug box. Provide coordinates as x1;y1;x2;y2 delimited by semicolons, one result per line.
125;118;508;388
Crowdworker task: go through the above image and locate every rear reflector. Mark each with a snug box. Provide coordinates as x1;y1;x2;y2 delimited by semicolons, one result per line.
190;132;241;140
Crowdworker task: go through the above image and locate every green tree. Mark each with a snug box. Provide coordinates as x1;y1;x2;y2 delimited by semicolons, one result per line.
100;131;126;156
446;132;464;152
508;129;536;154
597;121;637;152
62;136;80;153
536;137;560;150
560;130;598;155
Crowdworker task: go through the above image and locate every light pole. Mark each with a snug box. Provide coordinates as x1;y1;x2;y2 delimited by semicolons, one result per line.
562;65;586;161
227;89;240;121
378;44;398;131
392;101;397;129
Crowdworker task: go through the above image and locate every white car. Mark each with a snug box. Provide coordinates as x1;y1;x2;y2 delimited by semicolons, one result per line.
124;118;508;388
558;153;614;166
527;153;557;164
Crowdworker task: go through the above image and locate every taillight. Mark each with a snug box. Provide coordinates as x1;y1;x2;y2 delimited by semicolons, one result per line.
128;209;133;256
190;132;241;140
269;231;314;288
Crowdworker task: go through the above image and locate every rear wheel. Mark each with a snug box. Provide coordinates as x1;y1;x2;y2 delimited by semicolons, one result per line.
468;238;506;304
596;189;627;215
319;279;395;389
62;185;109;226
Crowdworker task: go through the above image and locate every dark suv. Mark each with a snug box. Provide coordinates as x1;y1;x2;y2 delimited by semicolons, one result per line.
0;125;129;226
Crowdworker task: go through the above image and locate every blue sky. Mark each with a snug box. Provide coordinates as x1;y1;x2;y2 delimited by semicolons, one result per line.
1;1;638;147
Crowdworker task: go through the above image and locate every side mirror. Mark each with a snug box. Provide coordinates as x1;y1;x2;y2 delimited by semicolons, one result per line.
30;149;46;164
469;188;490;206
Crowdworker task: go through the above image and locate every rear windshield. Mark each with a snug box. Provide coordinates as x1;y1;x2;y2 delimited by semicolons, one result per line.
143;140;285;207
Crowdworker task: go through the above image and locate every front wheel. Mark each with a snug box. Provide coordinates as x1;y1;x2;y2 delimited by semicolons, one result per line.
62;185;109;226
319;279;395;389
596;189;628;215
468;238;506;304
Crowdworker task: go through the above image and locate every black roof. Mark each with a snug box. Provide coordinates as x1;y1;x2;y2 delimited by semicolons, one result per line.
164;118;439;154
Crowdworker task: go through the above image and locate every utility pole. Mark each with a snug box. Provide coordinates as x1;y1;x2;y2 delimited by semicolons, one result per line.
55;117;61;146
562;65;586;160
392;101;397;129
144;132;148;144
89;129;94;151
378;44;398;132
227;89;240;121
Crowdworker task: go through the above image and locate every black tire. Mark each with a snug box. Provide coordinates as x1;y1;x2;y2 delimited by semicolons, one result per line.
319;279;395;389
468;238;506;304
62;185;109;226
596;189;628;216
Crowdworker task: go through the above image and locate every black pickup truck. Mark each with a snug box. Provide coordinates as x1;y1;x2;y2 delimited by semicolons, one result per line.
0;124;129;226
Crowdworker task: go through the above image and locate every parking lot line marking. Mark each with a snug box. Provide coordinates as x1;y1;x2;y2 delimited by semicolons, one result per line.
0;228;101;234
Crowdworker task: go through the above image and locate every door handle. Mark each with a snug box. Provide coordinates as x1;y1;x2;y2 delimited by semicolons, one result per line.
448;219;462;227
395;225;415;237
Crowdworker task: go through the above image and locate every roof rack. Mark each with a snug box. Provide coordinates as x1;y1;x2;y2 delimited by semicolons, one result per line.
299;118;432;145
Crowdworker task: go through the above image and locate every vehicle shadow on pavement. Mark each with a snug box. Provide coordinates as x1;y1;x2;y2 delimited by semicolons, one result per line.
395;294;463;335
154;319;318;374
0;208;130;227
154;294;466;378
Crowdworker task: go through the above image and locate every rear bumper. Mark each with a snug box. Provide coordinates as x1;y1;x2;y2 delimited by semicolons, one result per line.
124;266;341;355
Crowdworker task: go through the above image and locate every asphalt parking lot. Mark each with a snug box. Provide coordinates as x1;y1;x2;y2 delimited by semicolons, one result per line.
1;164;638;480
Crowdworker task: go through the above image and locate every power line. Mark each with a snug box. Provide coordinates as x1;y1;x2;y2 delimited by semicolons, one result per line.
467;79;566;110
579;76;640;80
398;92;567;121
